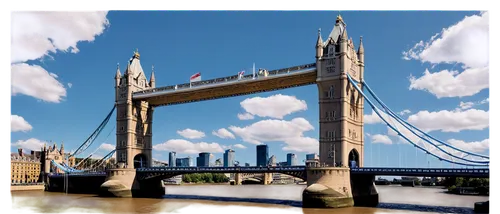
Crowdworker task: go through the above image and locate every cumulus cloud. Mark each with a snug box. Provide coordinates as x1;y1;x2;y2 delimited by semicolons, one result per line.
229;117;318;153
403;12;489;98
456;98;489;111
447;138;489;153
237;113;255;120
11;138;46;151
399;109;411;116
11;63;67;103
407;108;489;132
177;128;206;139
233;144;247;149
67;83;73;88
239;94;307;119
212;128;236;139
370;134;393;145
11;11;110;102
11;115;33;132
99;143;115;151
153;139;224;154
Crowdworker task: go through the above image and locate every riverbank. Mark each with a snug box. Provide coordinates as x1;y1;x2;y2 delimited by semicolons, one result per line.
11;184;45;191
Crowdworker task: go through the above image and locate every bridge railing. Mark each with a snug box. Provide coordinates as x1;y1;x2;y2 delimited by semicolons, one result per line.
136;166;306;172
132;63;316;96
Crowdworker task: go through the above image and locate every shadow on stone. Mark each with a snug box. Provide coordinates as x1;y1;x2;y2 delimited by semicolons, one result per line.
302;183;354;208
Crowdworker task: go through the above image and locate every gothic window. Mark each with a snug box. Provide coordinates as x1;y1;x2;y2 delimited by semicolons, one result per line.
328;85;334;99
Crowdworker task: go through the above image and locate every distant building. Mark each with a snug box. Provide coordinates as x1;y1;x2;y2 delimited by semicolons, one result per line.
169;152;177;167
11;148;42;184
176;157;192;167
306;153;319;160
223;149;235;167
278;161;288;166
215;158;223;166
245;163;250;167
287;153;298;166
197;152;211;167
256;145;269;167
268;155;277;166
209;154;215;166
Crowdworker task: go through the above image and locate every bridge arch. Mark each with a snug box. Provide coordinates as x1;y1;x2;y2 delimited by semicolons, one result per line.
133;154;148;169
348;148;360;168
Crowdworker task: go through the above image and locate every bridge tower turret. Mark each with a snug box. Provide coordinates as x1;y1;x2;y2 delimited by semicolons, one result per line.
115;50;154;169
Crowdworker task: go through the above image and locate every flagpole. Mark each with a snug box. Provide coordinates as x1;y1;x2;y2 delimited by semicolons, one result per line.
253;63;255;79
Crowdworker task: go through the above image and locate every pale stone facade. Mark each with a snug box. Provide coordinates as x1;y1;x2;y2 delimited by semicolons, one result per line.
115;51;155;169
11;149;41;184
315;15;365;168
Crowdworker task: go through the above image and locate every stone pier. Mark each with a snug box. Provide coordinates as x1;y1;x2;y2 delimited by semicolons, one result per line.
302;167;354;208
99;168;165;198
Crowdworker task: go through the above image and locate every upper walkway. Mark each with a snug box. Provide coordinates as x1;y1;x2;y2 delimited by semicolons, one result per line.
132;63;316;106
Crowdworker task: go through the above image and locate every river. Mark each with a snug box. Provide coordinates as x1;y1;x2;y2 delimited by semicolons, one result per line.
11;185;488;213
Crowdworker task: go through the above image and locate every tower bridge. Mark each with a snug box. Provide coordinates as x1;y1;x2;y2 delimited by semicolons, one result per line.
48;14;489;209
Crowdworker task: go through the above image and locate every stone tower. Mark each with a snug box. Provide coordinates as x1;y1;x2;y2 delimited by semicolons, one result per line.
315;15;365;167
115;50;155;169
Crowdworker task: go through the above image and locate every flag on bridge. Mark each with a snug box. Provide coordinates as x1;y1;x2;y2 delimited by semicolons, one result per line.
238;70;245;80
190;72;201;88
190;72;201;82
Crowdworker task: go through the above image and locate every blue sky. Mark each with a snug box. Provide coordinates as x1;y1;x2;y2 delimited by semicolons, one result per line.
10;11;489;168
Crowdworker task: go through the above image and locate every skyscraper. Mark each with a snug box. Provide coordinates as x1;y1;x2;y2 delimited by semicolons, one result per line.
268;155;277;166
169;152;176;167
197;152;210;167
287;153;298;166
223;149;235;167
256;145;269;167
175;157;192;167
306;153;319;160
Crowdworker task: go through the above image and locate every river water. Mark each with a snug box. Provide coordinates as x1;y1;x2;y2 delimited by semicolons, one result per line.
11;185;488;213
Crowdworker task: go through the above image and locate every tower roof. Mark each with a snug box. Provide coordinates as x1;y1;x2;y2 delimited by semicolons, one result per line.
150;65;155;82
115;63;121;79
358;36;364;54
325;16;346;46
126;49;146;79
316;28;323;47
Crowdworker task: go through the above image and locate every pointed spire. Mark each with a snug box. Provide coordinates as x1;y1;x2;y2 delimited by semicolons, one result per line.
149;65;156;88
341;26;348;40
358;36;364;54
316;28;323;47
115;63;121;79
133;48;140;60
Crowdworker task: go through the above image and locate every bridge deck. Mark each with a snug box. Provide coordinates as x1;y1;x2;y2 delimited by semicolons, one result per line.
48;167;489;178
132;64;316;106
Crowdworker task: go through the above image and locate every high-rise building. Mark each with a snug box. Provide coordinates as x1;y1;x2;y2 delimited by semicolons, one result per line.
175;157;192;167
197;152;211;167
215;158;223;166
169;152;177;167
223;149;235;167
268;155;277;166
245;163;250;167
306;153;319;160
287;153;298;166
256;145;269;167
278;161;288;166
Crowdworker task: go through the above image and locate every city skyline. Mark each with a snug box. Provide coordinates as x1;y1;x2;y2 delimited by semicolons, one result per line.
10;11;489;169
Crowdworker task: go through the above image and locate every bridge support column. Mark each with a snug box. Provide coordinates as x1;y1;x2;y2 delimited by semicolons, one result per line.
99;168;166;198
302;167;354;208
234;173;242;185
263;173;273;185
350;174;379;207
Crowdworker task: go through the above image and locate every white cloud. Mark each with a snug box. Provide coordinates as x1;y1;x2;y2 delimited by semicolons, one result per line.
99;143;115;151
11;138;46;151
399;109;411;116
371;134;393;145
459;101;475;110
240;94;307;119
456;98;489;111
229;117;318;153
11;63;67;103
153;139;224;154
212;128;236;139
11;12;109;102
403;12;489;98
408;67;489;98
233;144;247;149
67;83;73;88
480;98;489;104
364;111;384;124
447;138;489;153
237;113;255;120
177;128;206;139
407;109;489;132
11;115;33;132
11;11;110;63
